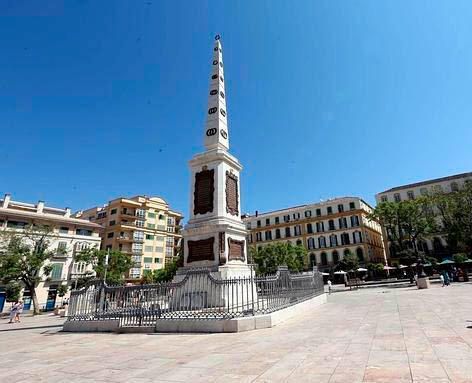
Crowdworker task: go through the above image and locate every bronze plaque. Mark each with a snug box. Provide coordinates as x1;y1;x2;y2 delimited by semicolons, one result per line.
228;238;245;262
194;169;214;215
187;237;215;263
226;171;239;216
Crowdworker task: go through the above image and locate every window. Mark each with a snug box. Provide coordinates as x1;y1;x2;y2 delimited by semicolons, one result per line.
246;222;251;230
107;232;114;239
275;217;280;224
292;212;300;220
136;220;145;228
257;220;261;228
407;191;415;200
265;231;272;241
316;209;321;217
133;231;144;241
283;215;290;223
59;226;69;234
110;209;117;215
154;258;163;264
394;193;401;202
380;196;388;202
256;232;262;242
307;223;313;234
356;248;364;262
166;237;174;246
341;233;350;245
159;214;165;220
97;211;107;219
305;210;312;218
329;234;338;247
353;231;363;244
309;253;316;267
136;209;146;218
144;246;153;252
147;223;156;229
167;217;175;226
50;263;63;280
248;234;253;243
332;250;339;264
143;257;153;263
285;227;291;237
294;225;302;236
265;218;270;226
328;220;335;231
148;212;156;218
321;253;328;266
316;222;325;233
327;207;333;215
344;249;351;257
76;229;92;236
57;242;67;253
338;217;347;229
349;202;356;210
109;220;116;226
337;204;344;213
307;237;315;250
7;221;28;229
350;215;360;227
146;234;154;240
275;229;281;239
318;236;326;248
450;182;459;192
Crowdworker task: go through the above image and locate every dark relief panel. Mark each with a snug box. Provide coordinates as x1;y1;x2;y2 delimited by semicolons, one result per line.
226;171;239;216
228;238;245;262
187;237;215;263
194;169;214;215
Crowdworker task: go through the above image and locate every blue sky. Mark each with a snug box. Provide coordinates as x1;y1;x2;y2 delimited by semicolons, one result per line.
1;1;471;219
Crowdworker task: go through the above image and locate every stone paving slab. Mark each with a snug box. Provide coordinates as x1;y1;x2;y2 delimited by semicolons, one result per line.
2;283;472;382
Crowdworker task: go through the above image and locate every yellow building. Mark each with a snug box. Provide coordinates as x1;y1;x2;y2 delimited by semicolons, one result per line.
76;195;183;279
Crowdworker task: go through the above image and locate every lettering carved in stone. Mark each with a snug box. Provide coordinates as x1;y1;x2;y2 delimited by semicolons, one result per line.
225;171;239;216
187;237;215;263
194;169;214;215
228;238;245;262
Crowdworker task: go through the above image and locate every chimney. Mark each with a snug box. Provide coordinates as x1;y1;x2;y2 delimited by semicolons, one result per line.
37;201;45;213
255;210;258;217
2;193;11;208
64;208;71;218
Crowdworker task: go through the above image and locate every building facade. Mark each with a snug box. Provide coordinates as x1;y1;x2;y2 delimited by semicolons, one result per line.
376;171;472;259
0;194;102;312
76;196;183;279
243;197;386;271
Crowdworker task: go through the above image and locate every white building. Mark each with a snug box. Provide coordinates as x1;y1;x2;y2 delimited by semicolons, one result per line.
375;171;472;259
243;197;387;270
0;194;102;312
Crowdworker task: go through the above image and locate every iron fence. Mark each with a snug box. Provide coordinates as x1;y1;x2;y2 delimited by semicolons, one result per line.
67;266;324;327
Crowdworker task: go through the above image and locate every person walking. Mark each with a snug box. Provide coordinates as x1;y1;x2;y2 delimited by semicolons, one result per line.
444;271;450;286
327;279;332;295
8;301;20;324
440;273;445;287
14;301;24;323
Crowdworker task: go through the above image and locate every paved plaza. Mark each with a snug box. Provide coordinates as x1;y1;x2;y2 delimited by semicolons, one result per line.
2;284;472;382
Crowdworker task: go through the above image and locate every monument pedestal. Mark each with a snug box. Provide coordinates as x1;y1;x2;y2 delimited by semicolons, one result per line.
417;277;430;289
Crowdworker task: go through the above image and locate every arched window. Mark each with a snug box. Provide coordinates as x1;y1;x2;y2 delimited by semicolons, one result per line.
328;220;335;230
329;234;338;247
332;250;339;264
321;252;328;266
356;247;364;262
353;231;362;244
296;239;302;246
307;237;315;250
344;248;351;257
318;236;326;248
341;233;350;245
309;253;316;267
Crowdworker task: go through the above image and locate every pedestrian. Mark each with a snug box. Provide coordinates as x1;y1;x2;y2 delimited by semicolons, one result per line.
440;274;445;287
327;279;332;295
8;301;20;324
14;300;24;323
444;272;450;286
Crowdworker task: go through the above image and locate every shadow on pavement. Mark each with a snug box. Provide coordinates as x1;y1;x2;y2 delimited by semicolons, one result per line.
0;324;63;332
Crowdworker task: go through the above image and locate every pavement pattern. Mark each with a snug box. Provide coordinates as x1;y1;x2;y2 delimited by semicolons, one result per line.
2;283;472;382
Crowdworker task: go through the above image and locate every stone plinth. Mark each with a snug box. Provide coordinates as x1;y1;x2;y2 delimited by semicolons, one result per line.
417;277;430;289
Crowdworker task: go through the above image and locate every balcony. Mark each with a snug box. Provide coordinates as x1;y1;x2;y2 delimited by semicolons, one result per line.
116;235;133;242
53;249;68;258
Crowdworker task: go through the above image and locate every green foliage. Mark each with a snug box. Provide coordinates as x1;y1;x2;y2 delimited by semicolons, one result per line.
338;253;359;272
141;256;181;284
0;224;55;314
453;253;469;264
250;242;306;275
57;284;69;297
5;281;22;302
75;248;134;285
367;262;385;273
368;199;436;257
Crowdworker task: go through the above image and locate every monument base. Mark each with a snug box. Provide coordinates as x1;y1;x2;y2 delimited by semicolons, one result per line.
417;277;430;289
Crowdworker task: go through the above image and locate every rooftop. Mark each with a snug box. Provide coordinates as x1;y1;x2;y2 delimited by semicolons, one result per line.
378;171;472;194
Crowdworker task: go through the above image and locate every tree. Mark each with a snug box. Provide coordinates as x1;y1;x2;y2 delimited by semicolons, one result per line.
250;242;306;275
5;281;22;302
368;199;436;259
141;254;182;284
0;225;55;314
431;182;472;256
453;253;469;264
338;253;359;272
57;284;68;298
74;248;134;285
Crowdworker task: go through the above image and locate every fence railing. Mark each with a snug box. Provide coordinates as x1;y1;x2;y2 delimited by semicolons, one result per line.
67;266;325;327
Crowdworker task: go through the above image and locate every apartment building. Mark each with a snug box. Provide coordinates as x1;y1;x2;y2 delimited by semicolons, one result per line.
76;195;183;279
376;171;472;259
0;194;102;313
243;197;386;271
